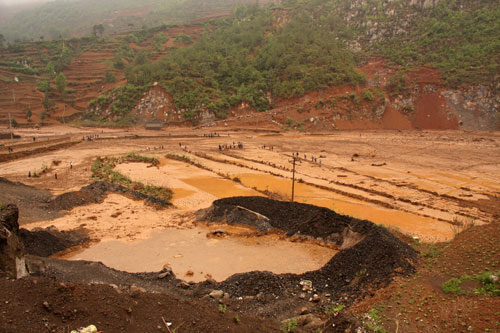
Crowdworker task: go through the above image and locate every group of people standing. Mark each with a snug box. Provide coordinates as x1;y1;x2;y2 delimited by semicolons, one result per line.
219;141;243;151
292;152;321;166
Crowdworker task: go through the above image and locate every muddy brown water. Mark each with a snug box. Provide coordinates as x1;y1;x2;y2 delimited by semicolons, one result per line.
116;160;455;241
67;224;337;282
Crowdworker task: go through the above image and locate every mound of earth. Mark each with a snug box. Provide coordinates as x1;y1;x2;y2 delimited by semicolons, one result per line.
0;177;62;224
19;227;90;257
0;178;170;225
48;181;169;211
198;197;418;306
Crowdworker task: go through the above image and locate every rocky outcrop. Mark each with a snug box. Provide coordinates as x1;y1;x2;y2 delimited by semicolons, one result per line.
443;85;500;130
132;84;174;123
0;204;27;279
196;204;273;231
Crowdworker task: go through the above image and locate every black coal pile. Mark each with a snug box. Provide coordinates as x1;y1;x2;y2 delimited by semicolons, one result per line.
198;196;418;305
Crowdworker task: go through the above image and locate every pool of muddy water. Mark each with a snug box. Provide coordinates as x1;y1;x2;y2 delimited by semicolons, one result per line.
115;160;455;241
67;224;337;282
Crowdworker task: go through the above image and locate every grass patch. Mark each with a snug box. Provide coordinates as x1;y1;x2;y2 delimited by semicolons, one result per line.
442;271;500;296
362;306;388;333
91;153;171;205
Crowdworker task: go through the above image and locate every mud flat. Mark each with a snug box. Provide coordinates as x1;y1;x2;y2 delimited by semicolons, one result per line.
66;224;337;282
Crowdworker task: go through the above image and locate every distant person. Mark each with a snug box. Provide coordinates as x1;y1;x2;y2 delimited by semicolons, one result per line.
28;171;31;178
70;161;73;169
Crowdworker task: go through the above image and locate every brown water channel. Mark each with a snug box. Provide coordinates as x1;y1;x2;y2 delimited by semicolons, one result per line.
115;160;455;241
67;224;337;282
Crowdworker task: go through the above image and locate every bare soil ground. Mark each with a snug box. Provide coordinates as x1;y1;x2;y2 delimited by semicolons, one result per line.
0;126;499;332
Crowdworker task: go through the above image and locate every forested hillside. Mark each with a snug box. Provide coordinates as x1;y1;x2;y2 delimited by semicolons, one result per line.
123;5;364;120
118;0;499;122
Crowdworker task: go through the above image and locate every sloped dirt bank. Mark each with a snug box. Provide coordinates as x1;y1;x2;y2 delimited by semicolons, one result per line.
197;197;418;307
19;227;90;257
49;181;170;211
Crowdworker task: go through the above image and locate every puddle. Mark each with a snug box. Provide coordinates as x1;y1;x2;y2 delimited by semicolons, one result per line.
66;225;336;282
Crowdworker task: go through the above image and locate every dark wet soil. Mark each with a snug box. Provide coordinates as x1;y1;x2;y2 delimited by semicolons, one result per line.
48;181;170;211
0;177;62;224
19;227;90;257
0;177;169;225
0;272;281;333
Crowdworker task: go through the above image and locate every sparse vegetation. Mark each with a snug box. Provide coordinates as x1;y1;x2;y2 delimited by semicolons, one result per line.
218;304;227;314
281;318;298;333
325;303;344;316
91;154;171;205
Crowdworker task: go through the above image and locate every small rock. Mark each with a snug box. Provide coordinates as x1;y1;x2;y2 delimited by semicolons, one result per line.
209;290;224;299
130;285;146;294
281;314;326;330
178;281;190;289
299;293;306;299
206;278;217;284
303;314;327;329
312;294;321;302
208;229;227;237
109;284;121;294
185;270;194;276
158;271;170;279
300;280;313;291
300;307;308;315
42;301;51;311
161;264;172;273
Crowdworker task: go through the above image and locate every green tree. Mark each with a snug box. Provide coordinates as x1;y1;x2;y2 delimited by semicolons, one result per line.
26;108;32;121
45;62;55;75
105;72;116;83
37;80;50;92
10;118;18;128
40;111;46;125
55;72;66;93
42;92;55;112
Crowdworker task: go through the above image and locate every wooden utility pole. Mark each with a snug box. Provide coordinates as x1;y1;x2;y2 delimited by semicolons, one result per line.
289;155;299;202
8;112;13;143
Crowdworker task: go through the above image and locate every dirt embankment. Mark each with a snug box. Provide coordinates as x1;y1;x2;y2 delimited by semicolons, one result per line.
0;177;169;225
198;197;418;306
0;141;79;163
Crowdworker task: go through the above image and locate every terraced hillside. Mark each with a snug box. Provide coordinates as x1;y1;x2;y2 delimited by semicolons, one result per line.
0;23;206;127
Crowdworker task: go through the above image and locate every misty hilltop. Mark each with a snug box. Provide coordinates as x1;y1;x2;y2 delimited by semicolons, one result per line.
0;0;267;41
